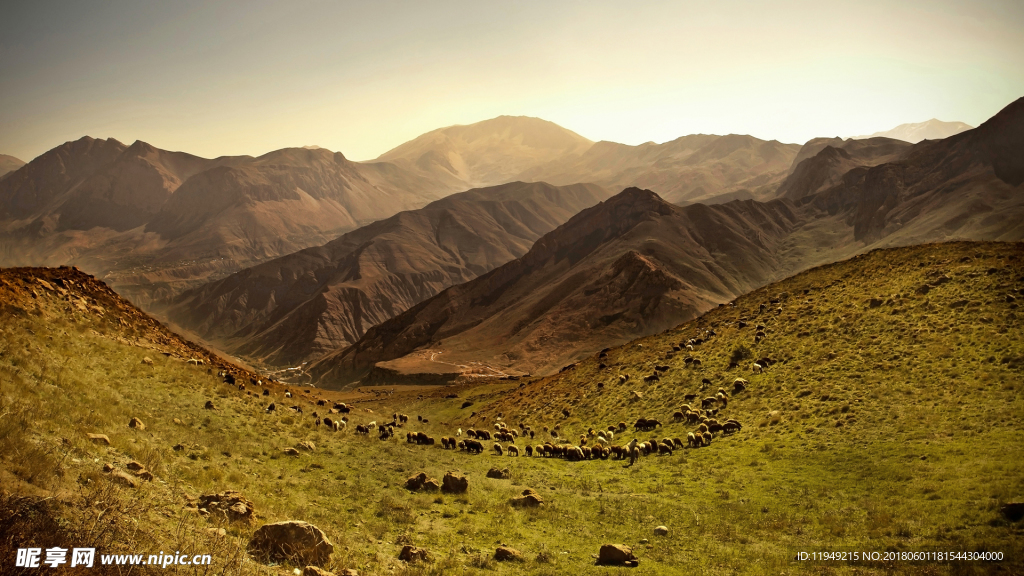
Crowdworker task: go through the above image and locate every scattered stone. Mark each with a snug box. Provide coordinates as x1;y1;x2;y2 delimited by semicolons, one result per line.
398;545;431;563
173;418;183;425
207;528;227;538
128;417;145;430
302;566;335;576
441;472;469;494
87;433;111;446
173;443;185;451
102;463;115;472
653;525;669;536
597;544;638;566
494;546;524;562
135;470;155;482
283;448;301;457
110;470;140;489
639;539;649;545
339;569;358;576
204;400;215;410
631;391;644;401
126;460;145;471
248;521;334;566
511;488;544;507
422;478;441;491
868;298;884;308
141;357;154;366
486;468;511;480
199;490;257;524
296;441;316;452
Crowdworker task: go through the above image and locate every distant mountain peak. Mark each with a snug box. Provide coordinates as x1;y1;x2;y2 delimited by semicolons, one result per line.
852;119;973;143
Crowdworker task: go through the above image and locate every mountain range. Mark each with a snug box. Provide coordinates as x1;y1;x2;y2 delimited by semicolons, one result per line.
160;181;609;366
0;154;25;179
307;96;1024;385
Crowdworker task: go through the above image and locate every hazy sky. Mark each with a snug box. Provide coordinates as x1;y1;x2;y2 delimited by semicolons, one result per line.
2;0;1022;162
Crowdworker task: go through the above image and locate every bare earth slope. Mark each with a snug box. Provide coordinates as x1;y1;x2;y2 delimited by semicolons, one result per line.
312;188;803;382
777;137;912;200
0;141;451;305
162;182;609;368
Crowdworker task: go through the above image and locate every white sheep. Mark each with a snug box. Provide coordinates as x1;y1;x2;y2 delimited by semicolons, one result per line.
457;428;462;436
368;420;377;429
751;362;763;374
606;430;615;440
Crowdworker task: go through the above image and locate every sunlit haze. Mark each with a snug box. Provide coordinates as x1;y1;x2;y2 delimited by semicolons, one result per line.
2;0;1022;162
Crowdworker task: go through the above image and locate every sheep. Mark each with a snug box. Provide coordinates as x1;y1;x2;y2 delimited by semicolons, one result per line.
687;432;699;448
733;378;748;392
672;437;685;449
722;421;741;434
658;442;673;456
672;411;685;422
525;445;533;457
751;362;764;374
628;446;640;466
701;396;718;409
285;392;292;398
507;445;520;457
368;420;377;429
606;430;614;441
617;422;628;433
456;428;462;436
493;443;504;456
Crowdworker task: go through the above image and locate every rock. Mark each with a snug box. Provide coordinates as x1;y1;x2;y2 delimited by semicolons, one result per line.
128;417;145;430
302;567;336;576
511;488;544;507
339;570;358;576
204;400;215;410
126;460;145;471
486;467;511;479
631;390;644;401
1001;502;1024;521
639;539;649;544
405;472;428;491
296;441;316;452
141;357;154;366
597;544;638;566
173;418;182;425
398;545;431;563
868;298;883;308
87;433;111;446
653;525;669;536
494;546;523;562
135;470;155;482
207;528;227;537
173;443;185;451
422;478;440;491
248;521;334;566
283;448;301;457
110;470;139;488
199;490;257;524
441;472;469;494
102;463;115;472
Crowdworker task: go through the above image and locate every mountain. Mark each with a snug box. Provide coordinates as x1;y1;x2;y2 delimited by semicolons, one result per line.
376;116;594;191
777;137;912;200
0;154;25;179
518;134;801;204
311;188;804;383
310;97;1024;387
852;119;972;143
161;181;609;368
0;138;453;305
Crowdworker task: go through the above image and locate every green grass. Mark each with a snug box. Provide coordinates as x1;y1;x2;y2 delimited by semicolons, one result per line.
1;242;1023;575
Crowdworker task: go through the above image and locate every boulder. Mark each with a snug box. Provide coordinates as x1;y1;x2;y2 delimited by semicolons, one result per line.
494;546;523;562
405;472;428;491
486;468;511;479
1001;502;1024;521
135;470;155;482
249;521;334;566
422;478;440;491
199;490;257;524
653;525;669;536
102;463;114;473
511;488;544;507
141;357;154;365
87;433;111;446
398;545;431;563
128;417;145;430
296;441;316;452
441;472;469;494
283;448;301;457
109;470;139;489
597;544;638;566
126;460;145;471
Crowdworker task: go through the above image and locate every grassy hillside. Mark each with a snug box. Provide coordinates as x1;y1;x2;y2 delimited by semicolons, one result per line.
2;242;1022;575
